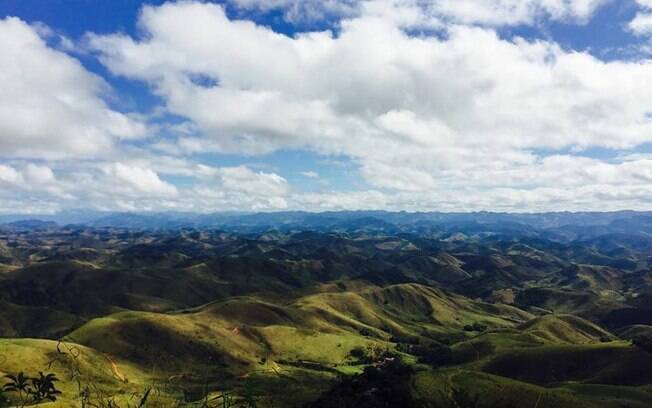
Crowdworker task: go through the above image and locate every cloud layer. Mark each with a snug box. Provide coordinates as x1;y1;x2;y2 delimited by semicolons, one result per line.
2;0;652;213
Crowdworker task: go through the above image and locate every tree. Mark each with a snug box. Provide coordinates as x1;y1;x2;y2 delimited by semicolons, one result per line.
450;387;480;408
29;372;62;403
417;344;454;367
3;372;31;407
304;358;418;408
3;371;62;407
0;388;8;408
632;334;652;353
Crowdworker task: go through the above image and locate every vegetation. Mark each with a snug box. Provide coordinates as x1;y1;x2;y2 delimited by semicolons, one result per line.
632;333;652;353
2;216;652;406
2;372;61;407
304;358;417;408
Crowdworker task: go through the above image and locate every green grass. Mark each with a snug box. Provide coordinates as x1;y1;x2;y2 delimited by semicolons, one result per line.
618;324;652;339
0;338;153;407
482;341;652;386
412;368;652;408
0;300;84;339
518;314;614;344
2;282;650;406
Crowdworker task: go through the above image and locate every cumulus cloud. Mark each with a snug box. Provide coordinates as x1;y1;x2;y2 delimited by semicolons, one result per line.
102;163;179;197
230;0;606;26
0;159;293;213
0;163;71;202
0;17;146;160
630;12;652;36
80;1;652;211
3;0;652;213
628;1;652;38
0;165;22;185
230;0;359;23
89;2;652;153
294;189;389;210
431;0;605;25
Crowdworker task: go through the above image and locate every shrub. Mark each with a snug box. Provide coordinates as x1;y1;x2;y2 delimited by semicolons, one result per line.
472;323;488;332
395;343;412;353
390;334;419;345
417;344;454;367
349;344;398;364
464;323;488;332
450;387;481;408
29;372;62;403
632;334;652;353
304;358;418;408
358;327;375;337
0;388;8;408
349;346;367;361
2;371;61;407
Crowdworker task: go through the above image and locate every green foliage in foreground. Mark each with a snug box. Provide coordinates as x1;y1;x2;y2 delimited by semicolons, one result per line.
2;371;62;407
55;342;257;408
0;388;8;408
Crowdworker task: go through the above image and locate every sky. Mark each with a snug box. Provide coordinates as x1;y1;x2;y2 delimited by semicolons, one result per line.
2;0;652;214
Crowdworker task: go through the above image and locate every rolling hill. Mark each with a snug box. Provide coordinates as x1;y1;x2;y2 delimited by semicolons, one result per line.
1;216;652;406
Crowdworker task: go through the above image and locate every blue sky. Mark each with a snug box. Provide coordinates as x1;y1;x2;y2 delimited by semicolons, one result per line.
1;0;652;213
0;0;369;194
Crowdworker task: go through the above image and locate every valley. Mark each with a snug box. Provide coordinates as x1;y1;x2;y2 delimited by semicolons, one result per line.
1;212;652;407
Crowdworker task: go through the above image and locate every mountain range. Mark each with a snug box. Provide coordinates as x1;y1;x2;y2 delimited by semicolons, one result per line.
1;212;652;407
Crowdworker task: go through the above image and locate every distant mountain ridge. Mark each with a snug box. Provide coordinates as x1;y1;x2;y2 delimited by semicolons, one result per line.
2;210;652;240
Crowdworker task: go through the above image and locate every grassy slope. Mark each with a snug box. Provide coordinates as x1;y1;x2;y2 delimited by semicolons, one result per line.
68;284;532;369
3;283;650;407
295;283;532;341
482;341;652;386
445;314;615;366
412;368;652;408
0;300;84;338
0;338;155;407
39;283;530;405
619;324;652;339
517;314;614;344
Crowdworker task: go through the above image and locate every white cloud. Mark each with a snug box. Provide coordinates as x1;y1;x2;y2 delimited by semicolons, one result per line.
102;163;178;197
23;164;57;185
4;153;652;213
83;1;652;212
229;0;606;26
190;165;290;210
89;2;652;155
629;12;652;36
0;163;71;200
3;1;652;213
0;198;60;215
198;165;289;196
294;190;389;210
0;165;22;185
419;0;605;26
629;1;652;39
0;17;146;160
230;0;359;23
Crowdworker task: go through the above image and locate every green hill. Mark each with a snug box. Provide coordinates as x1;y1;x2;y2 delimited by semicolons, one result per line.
2;226;652;406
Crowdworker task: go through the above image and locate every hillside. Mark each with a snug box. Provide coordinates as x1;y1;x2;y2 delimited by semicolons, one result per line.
1;221;652;406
